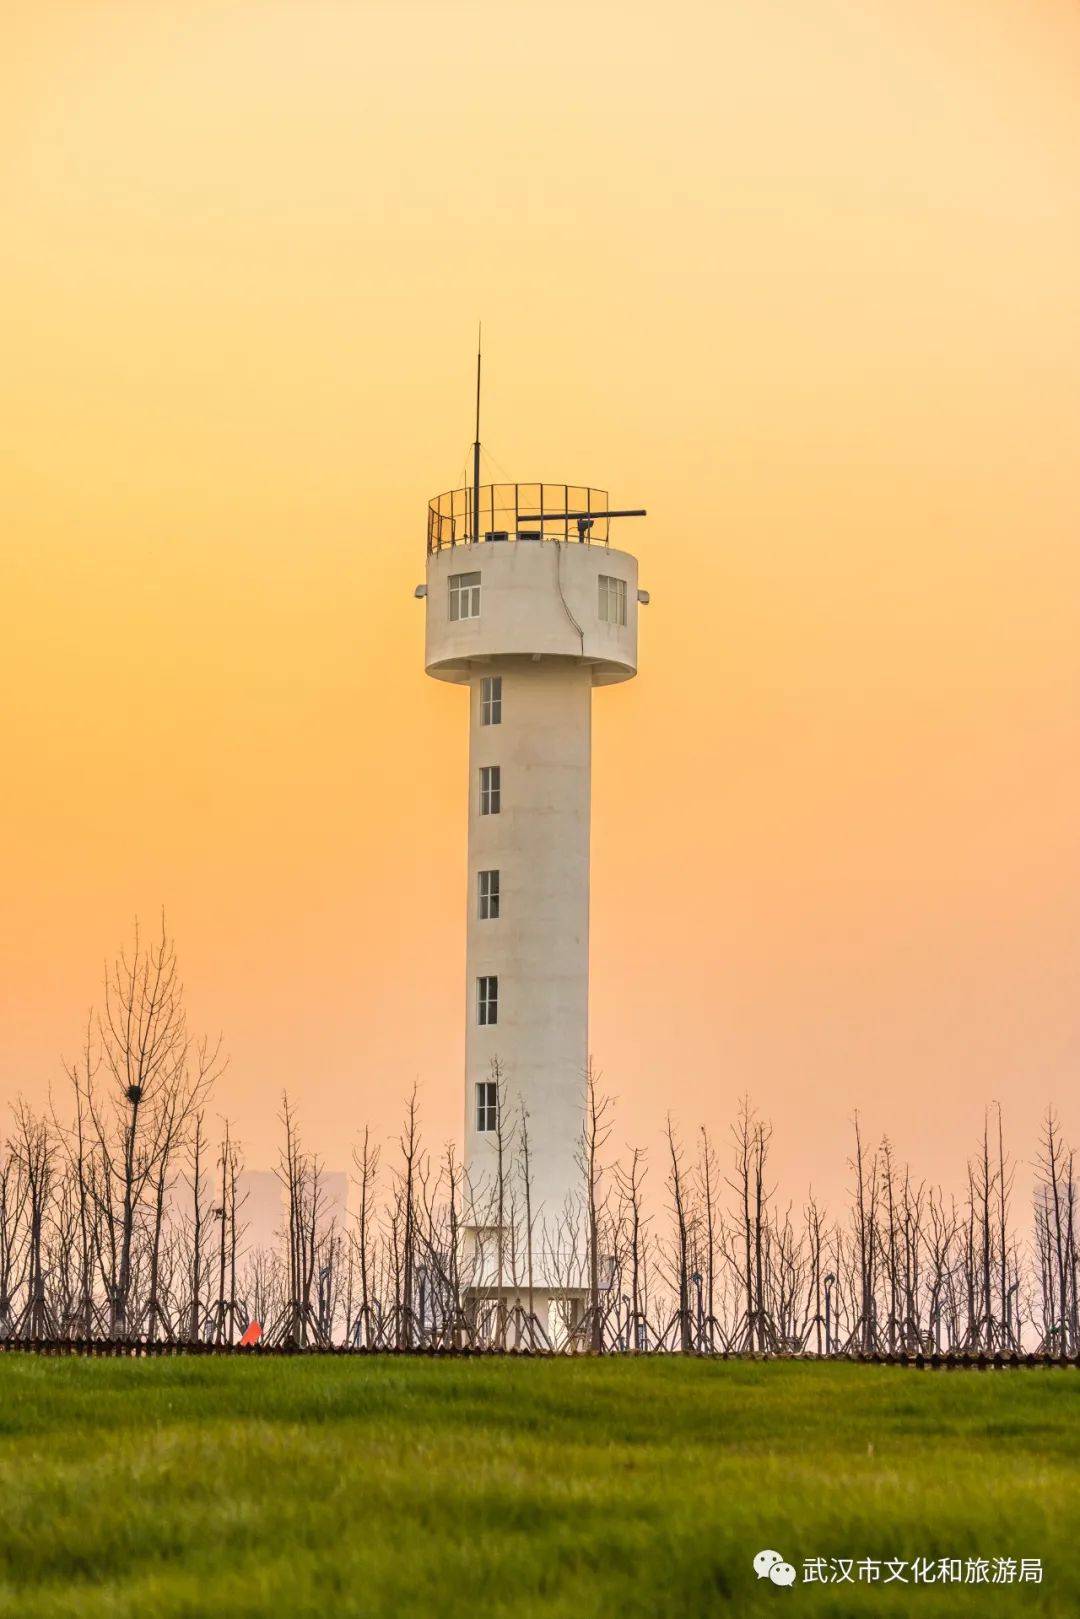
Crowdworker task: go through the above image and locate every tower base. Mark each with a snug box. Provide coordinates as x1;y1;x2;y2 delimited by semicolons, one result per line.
464;1286;589;1351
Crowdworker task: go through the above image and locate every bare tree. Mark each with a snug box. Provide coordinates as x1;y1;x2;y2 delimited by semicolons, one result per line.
1034;1108;1077;1355
349;1125;380;1346
575;1063;614;1352
10;1102;57;1338
65;919;220;1335
265;1093;328;1347
615;1146;650;1351
662;1113;693;1352
843;1114;881;1354
725;1097;777;1352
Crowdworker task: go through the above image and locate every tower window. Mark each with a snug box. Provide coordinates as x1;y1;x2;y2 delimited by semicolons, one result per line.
478;869;500;920
476;1080;498;1133
449;571;481;621
480;675;502;726
598;574;627;626
479;765;501;815
477;975;498;1025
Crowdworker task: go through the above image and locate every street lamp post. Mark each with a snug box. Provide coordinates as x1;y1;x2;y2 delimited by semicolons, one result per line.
1006;1280;1020;1350
824;1274;836;1357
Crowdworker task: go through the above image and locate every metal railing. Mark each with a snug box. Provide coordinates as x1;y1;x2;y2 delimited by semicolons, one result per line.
427;483;611;553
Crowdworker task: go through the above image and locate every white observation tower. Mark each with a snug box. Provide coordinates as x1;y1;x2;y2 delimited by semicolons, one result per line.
418;387;647;1340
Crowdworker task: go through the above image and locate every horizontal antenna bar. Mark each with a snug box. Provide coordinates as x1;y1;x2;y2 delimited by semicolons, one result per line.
515;509;647;520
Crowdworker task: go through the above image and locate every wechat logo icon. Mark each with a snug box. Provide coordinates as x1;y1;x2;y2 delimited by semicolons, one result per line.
755;1549;797;1587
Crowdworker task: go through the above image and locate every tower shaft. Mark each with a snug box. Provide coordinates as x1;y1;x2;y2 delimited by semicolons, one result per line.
466;659;591;1278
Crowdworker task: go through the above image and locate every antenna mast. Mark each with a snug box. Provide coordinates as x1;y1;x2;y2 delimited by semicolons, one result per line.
472;325;481;544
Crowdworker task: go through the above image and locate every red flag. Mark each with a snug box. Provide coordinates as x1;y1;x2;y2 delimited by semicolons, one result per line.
239;1320;262;1347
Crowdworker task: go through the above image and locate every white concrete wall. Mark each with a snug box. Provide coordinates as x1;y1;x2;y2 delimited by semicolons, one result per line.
425;538;638;686
465;659;591;1283
423;535;642;1292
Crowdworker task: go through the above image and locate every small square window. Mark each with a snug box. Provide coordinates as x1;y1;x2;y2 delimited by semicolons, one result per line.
478;869;500;920
598;574;627;626
476;1080;498;1132
479;765;500;815
477;975;498;1026
480;675;502;726
449;571;481;621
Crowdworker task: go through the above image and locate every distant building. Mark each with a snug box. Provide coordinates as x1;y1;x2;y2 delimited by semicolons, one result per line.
319;1171;349;1237
237;1171;283;1254
237;1168;349;1254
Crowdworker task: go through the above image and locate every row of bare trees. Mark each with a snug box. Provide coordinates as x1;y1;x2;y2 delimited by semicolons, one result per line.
1;923;1076;1354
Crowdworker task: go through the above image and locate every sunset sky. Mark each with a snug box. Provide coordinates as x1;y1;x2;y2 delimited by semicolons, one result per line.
2;0;1078;1210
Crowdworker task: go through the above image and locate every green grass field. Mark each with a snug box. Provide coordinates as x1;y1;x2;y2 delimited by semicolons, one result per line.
0;1356;1076;1618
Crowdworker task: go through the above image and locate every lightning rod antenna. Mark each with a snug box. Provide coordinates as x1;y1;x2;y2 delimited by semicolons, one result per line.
472;324;481;544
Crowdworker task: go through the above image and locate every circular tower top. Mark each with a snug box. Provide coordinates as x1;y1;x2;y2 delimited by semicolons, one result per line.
421;481;644;687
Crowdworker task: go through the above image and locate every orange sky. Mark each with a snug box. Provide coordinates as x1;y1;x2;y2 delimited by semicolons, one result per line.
2;0;1078;1210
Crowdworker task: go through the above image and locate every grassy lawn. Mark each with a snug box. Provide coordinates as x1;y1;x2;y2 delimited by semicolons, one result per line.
0;1355;1076;1618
